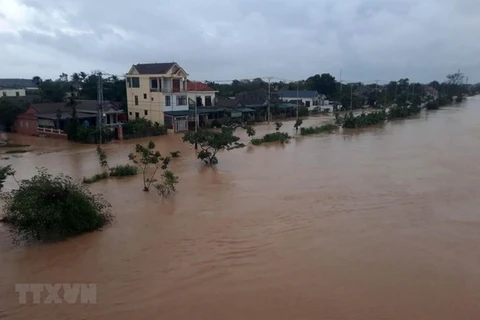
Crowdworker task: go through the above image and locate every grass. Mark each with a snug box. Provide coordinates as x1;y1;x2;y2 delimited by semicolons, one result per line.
300;124;338;136
82;172;109;184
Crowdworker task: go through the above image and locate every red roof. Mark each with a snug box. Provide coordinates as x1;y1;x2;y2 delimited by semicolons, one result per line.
187;81;215;92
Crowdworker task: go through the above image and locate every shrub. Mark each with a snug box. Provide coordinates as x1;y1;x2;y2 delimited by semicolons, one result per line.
300;124;338;135
387;105;421;120
251;132;291;145
1;169;112;241
0;165;15;190
342;110;387;128
170;151;181;158
155;170;179;198
83;172;109;184
123;119;167;139
109;164;138;177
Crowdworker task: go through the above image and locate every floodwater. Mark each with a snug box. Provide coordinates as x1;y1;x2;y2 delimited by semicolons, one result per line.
1;97;480;319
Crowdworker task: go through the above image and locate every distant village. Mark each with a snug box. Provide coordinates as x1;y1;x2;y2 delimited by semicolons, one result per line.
1;62;477;142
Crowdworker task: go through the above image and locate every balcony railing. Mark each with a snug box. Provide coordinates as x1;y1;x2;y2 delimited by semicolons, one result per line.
38;127;65;134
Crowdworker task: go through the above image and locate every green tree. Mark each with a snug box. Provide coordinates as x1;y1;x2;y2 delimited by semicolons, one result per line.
294;119;303;132
305;73;337;97
129;141;174;192
183;126;245;165
0;99;28;131
0;165;15;190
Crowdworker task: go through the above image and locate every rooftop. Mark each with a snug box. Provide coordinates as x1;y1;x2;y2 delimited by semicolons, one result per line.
187;81;216;92
278;90;322;99
132;62;176;75
0;78;37;89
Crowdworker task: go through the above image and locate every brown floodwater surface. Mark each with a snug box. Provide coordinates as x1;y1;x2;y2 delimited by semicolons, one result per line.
2;98;480;319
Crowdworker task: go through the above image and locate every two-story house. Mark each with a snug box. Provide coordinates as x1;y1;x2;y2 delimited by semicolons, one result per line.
278;90;326;110
187;81;217;107
126;62;189;125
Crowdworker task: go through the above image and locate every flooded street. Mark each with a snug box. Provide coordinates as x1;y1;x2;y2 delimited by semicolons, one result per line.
2;98;480;319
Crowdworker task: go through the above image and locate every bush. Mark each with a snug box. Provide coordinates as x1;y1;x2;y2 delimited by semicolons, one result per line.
300;124;338;135
341;110;387;128
298;106;309;117
251;132;291;145
82;172;109;184
387;105;421;120
1;169;112;241
123;119;167;139
109;164;138;177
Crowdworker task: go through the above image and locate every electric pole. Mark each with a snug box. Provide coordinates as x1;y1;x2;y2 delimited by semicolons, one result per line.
296;81;299;120
97;71;104;144
339;69;343;108
350;83;353;110
194;81;198;149
394;82;398;103
267;77;272;123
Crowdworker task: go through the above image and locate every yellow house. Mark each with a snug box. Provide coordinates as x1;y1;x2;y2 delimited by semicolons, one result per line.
126;62;189;125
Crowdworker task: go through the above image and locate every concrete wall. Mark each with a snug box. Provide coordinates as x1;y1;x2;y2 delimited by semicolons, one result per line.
1;88;26;97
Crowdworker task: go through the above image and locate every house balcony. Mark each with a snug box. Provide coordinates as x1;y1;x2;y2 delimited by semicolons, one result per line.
150;88;187;93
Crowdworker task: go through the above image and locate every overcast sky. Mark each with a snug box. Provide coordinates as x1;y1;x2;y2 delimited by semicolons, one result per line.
1;0;479;84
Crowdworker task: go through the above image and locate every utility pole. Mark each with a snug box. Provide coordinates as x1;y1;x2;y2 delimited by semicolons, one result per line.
339;69;343;108
194;81;198;149
97;72;104;144
394;82;398;103
384;87;387;107
296;81;299;120
411;82;415;104
350;83;353;111
267;77;272;123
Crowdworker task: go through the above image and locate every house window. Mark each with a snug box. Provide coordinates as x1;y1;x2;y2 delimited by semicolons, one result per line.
165;96;171;106
127;78;131;87
134;95;138;106
151;79;158;89
131;77;140;88
143;93;147;99
205;96;212;106
176;95;187;106
135;112;139;119
151;97;154;101
26;121;29;128
129;112;132;115
144;110;148;116
15;91;19;97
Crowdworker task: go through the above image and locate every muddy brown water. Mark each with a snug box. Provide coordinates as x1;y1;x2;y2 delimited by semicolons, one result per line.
2;98;480;319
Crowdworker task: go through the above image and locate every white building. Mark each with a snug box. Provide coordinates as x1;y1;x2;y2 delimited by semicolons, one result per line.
187;81;217;107
0;78;38;97
278;90;326;110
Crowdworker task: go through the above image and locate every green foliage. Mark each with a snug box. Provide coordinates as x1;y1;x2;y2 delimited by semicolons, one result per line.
83;172;109;184
129;141;172;191
294;119;303;131
0;165;15;190
275;122;283;131
342;110;387;129
387;105;421;120
245;126;256;137
170;151;181;158
5;150;28;154
0;98;28;131
155;170;179;198
298;106;309;117
96;145;109;169
300;124;338;135
109;164;138;177
1;169;112;241
123;119;167;139
183;126;245;165
251;132;291;145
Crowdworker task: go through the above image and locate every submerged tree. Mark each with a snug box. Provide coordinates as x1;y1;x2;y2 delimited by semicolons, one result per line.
183;126;245;165
0;165;15;190
1;169;112;241
129;141;177;192
294;119;303;132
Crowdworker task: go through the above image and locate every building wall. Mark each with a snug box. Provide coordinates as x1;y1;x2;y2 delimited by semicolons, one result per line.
126;74;189;125
280;96;325;110
14;107;38;135
188;91;216;107
1;88;26;97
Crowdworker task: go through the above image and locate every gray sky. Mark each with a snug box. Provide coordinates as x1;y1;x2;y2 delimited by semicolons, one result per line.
1;0;479;84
